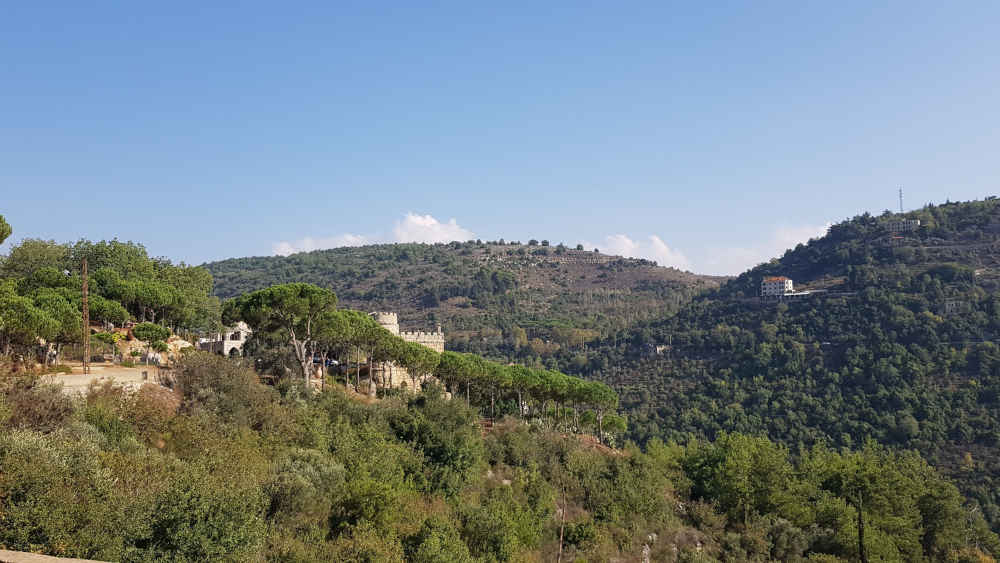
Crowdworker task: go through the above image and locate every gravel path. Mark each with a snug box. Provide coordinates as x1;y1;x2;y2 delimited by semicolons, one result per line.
43;363;162;393
0;550;108;563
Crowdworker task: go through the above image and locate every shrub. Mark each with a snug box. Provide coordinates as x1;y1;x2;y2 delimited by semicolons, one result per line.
4;382;74;432
327;521;405;562
0;428;125;559
126;383;180;439
143;464;267;561
83;403;137;450
173;351;277;428
267;448;345;529
405;516;474;563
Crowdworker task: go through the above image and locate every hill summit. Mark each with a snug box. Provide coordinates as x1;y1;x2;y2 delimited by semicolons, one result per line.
574;197;1000;530
204;241;725;341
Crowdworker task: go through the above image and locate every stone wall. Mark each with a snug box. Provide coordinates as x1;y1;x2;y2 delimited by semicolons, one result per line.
371;312;445;388
399;330;445;353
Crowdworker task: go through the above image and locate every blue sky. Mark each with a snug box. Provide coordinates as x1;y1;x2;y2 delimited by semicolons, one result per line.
2;2;998;275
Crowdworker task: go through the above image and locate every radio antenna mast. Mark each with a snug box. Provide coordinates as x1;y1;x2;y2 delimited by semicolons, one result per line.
899;187;904;214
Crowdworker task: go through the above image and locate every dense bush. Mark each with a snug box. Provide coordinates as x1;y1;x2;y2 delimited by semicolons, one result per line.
1;353;997;561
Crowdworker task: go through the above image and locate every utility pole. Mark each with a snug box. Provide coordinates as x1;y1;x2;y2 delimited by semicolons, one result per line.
851;495;868;563
82;258;90;375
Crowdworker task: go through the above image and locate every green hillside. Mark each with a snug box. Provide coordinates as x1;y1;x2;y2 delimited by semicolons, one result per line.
551;198;1000;530
5;212;1000;560
2;352;997;561
204;241;724;340
204;201;1000;530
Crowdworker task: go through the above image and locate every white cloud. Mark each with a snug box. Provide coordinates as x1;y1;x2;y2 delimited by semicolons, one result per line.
271;212;474;256
272;233;369;256
648;235;693;271
270;215;826;276
699;223;830;275
583;233;693;271
392;212;474;244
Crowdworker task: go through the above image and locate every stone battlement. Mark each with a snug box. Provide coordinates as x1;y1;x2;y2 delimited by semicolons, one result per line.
368;313;446;384
400;330;445;353
399;330;444;339
371;312;444;353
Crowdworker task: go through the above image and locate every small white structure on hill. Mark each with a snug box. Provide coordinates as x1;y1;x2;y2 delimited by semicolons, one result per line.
761;276;794;298
198;321;252;357
886;218;921;233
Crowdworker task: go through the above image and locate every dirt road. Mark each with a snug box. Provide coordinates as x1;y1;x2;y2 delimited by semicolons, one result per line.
44;363;161;393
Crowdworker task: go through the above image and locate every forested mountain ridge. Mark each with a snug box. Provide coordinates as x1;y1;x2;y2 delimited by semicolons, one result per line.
561;197;1000;531
4;212;1000;560
204;241;725;340
203;201;1000;531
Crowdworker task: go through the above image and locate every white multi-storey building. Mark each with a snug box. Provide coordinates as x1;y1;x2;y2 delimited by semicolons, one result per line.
761;276;793;297
886;219;921;233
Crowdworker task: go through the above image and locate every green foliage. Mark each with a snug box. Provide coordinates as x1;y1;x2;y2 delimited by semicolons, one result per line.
0;215;10;246
0;280;60;353
173;351;279;429
0;234;219;360
132;321;170;344
544;198;1000;533
89;294;131;325
386;389;485;495
682;433;793;524
225;282;337;382
0;427;127;559
267;448;346;528
1;239;71;279
6;204;1000;560
405;516;474;563
460;485;544;561
83;403;137;449
0;352;996;562
144;464;267;561
3;382;74;432
203;242;720;350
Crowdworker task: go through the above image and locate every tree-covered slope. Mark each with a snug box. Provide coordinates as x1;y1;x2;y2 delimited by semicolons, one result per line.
204;241;724;340
2;353;997;561
569;198;1000;529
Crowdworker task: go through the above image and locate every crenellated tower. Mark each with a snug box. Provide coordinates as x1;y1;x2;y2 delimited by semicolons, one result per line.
372;312;400;335
368;312;446;390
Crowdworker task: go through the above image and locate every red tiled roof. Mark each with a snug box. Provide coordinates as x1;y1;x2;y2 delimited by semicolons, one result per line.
763;276;790;282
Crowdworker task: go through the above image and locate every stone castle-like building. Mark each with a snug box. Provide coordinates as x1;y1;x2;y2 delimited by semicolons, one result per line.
369;312;444;390
371;312;445;352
